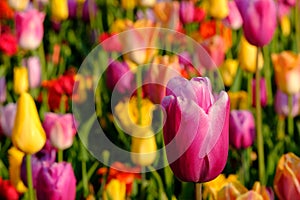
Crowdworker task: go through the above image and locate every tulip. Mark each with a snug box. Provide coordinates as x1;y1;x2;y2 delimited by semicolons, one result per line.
8;0;29;11
275;90;300;117
0;77;6;103
208;0;229;19
274;153;300;200
68;0;77;19
36;162;76;200
193;7;206;22
145;55;182;104
272;51;300;95
8;147;27;193
13;67;29;95
228;91;248;110
238;36;264;73
15;9;45;50
121;0;136;10
252;181;275;200
12;92;46;154
0;177;19;200
82;0;98;22
219;59;239;86
252;78;267;107
131;129;157;166
139;0;156;7
0;103;17;137
0;32;18;56
153;1;181;30
106;59;135;94
103;179;126;200
162;77;230;182
235;0;277;47
179;1;194;24
136;9;156;22
99;33;123;52
229;110;255;149
22;56;41;89
223;0;243;30
0;0;15;20
236;191;263;200
51;0;68;21
43;113;77;150
280;15;291;36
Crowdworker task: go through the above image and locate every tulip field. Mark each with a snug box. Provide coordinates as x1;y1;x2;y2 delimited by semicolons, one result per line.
1;0;300;199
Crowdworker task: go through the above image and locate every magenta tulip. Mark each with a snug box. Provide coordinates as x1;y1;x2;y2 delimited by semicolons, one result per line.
229;110;256;149
0;103;17;137
0;77;6;103
235;0;277;47
179;1;194;24
275;90;300;117
162;77;230;182
43;113;78;150
277;0;296;19
223;0;243;30
68;0;77;19
15;9;45;50
82;0;98;22
22;56;41;89
36;162;76;200
252;78;267;107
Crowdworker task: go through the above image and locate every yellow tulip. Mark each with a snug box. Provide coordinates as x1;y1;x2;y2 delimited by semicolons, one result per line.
219;59;239;87
110;19;133;33
280;15;291;37
131;129;157;166
228;91;248;110
121;0;137;10
208;0;229;19
51;0;68;21
239;36;264;73
12;92;46;154
8;147;27;193
13;67;29;95
103;179;126;200
8;0;29;11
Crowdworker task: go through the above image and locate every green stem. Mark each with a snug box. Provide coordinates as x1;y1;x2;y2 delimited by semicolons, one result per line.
58;149;63;162
195;183;202;200
82;161;89;197
136;66;143;125
255;48;265;185
277;116;285;140
76;162;99;191
287;94;294;138
38;42;47;81
26;154;35;200
262;46;273;105
295;0;300;53
247;72;253;108
240;148;250;185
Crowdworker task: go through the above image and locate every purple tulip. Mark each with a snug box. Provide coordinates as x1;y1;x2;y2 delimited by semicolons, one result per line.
22;56;41;89
275;90;300;117
161;77;230;182
68;0;77;19
82;0;98;22
20;143;56;188
223;1;243;30
43;113;78;150
0;103;17;137
0;77;6;103
179;1;194;24
106;59;135;94
136;9;156;22
252;78;267;107
36;162;76;200
229;110;255;149
235;0;277;47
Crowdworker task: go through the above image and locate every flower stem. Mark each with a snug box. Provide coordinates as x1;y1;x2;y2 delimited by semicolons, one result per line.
255;48;265;185
82;160;89;197
26;154;35;200
195;183;202;200
295;0;300;52
58;149;63;162
288;94;294;138
247;72;253;108
136;66;143;125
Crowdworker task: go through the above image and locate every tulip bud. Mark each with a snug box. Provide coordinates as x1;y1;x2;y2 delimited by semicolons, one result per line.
229;110;255;149
43;113;77;150
103;179;126;200
121;0;136;10
252;78;267;107
51;0;68;21
131;129;157;166
0;77;6;103
0;103;17;137
280;15;291;36
68;0;77;19
36;162;76;200
179;1;194;24
12;92;46;154
235;0;277;47
219;59;239;87
13;67;29;95
238;36;264;73
8;147;27;193
8;0;29;11
275;90;300;117
22;56;42;89
208;0;229;19
274;153;300;200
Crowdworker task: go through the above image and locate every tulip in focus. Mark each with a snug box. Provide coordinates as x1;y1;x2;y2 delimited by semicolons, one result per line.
13;67;29;95
208;0;229;19
223;0;243;30
238;36;264;73
43;113;78;150
36;162;76;200
8;0;29;11
22;56;42;89
12;92;46;154
15;9;45;50
162;77;230;182
219;59;238;86
8;147;27;193
229;110;255;149
275;90;300;117
252;78;267;107
51;0;68;21
274;152;300;200
272;51;300;95
103;179;126;200
0;77;6;103
0;103;17;137
235;0;277;47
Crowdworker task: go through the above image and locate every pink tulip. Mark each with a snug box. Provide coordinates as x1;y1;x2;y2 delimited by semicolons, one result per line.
15;9;45;50
235;0;277;47
43;113;78;150
162;77;230;182
229;110;256;149
0;77;6;103
22;56;41;89
179;1;194;24
223;1;243;30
